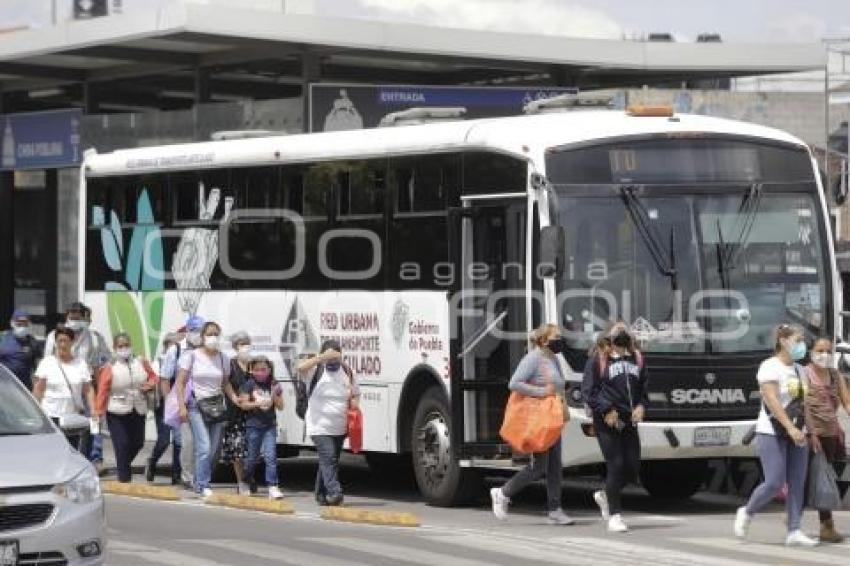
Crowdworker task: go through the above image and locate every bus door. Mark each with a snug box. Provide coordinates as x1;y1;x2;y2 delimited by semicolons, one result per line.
449;199;529;459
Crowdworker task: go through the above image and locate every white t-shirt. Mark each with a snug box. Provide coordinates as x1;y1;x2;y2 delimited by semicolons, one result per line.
179;349;230;400
305;366;359;437
755;357;807;435
35;355;92;419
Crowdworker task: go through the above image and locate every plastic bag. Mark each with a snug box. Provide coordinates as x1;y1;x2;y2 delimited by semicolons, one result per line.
347;407;363;454
808;451;841;511
163;380;193;429
499;392;564;454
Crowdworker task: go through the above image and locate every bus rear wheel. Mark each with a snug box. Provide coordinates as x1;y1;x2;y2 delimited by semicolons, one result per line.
640;459;708;500
411;386;479;506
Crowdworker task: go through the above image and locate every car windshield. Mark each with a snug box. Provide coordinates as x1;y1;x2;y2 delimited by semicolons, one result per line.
551;184;829;355
0;364;55;436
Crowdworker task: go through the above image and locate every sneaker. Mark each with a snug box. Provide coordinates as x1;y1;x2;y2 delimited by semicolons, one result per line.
145;460;155;483
268;486;284;500
593;490;610;521
607;514;628;533
326;493;344;506
201;488;214;501
237;483;251;496
490;487;509;521
785;530;818;547
94;461;106;477
547;508;575;526
733;506;751;539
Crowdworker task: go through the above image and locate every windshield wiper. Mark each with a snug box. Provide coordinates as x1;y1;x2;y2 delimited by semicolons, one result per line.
0;431;35;436
715;183;763;288
620;185;679;291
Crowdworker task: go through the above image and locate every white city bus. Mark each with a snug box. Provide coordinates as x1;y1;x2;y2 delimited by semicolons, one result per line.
80;107;838;505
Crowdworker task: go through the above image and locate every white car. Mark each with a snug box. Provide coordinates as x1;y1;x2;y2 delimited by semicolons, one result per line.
0;363;105;565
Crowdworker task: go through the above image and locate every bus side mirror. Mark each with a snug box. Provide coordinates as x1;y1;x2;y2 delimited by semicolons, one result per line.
539;226;565;278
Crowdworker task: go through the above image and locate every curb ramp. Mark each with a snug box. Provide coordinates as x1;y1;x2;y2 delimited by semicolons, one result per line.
101;481;181;501
204;493;295;514
320;506;421;527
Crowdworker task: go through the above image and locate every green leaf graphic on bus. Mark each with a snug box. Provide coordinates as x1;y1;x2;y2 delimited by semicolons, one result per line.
96;188;165;358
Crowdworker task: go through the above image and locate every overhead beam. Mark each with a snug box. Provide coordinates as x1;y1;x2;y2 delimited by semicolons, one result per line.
66;46;199;66
0;62;86;81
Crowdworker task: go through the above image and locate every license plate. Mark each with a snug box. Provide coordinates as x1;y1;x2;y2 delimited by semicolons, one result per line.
694;426;731;447
0;540;18;566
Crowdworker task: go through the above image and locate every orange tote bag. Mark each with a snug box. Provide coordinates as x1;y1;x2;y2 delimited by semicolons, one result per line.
499;392;564;454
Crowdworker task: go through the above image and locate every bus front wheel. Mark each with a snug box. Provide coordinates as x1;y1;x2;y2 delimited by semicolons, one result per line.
640;459;708;500
411;386;479;506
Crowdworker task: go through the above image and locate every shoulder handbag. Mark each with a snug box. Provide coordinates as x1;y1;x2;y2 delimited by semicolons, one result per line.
193;352;228;424
765;364;805;440
499;354;565;454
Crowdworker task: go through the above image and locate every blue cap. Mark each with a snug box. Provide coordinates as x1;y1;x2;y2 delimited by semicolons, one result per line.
186;315;205;332
11;309;29;320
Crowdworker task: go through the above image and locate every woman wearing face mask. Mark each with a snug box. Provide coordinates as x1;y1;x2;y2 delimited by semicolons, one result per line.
33;327;95;451
734;324;817;547
93;333;158;483
804;337;850;543
240;356;285;499
581;322;648;533
490;323;574;526
221;332;251;493
176;321;235;499
297;340;360;506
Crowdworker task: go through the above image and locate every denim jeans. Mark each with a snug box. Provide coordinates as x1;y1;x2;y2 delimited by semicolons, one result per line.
502;435;563;512
745;433;809;532
244;425;278;487
149;402;182;479
312;434;345;501
188;407;225;492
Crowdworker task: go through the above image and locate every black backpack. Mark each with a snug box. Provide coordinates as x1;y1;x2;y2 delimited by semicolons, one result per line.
295;365;323;420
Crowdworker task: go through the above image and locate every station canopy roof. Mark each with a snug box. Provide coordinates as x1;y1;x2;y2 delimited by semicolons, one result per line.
0;2;827;113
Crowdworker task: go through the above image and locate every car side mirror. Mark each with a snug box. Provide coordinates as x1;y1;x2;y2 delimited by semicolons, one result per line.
539;225;565;278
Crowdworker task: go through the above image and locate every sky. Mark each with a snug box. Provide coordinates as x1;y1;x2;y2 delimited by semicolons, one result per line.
2;0;849;42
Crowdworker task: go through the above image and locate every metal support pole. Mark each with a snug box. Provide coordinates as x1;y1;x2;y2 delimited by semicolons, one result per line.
301;51;320;133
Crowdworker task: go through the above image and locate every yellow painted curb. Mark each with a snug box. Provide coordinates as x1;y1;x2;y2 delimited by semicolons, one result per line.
102;481;181;501
205;493;294;514
320;507;420;527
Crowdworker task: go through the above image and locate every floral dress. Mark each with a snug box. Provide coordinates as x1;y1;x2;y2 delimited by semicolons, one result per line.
219;360;248;463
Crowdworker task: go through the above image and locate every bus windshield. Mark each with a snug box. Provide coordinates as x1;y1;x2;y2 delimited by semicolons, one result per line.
545;138;830;356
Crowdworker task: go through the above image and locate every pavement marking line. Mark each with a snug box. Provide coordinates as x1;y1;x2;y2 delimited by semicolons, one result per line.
305;537;494;566
102;481;181;501
427;532;760;566
320;506;421;527
552;536;763;566
679;537;845;565
204;493;294;514
185;538;351;566
109;540;230;566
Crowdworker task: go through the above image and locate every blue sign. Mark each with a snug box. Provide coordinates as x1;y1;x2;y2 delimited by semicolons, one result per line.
310;84;579;132
1;109;83;170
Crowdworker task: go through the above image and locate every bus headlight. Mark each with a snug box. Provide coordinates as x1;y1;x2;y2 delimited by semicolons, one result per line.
53;468;102;504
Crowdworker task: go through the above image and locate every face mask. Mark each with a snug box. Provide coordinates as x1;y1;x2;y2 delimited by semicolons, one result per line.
116;347;132;360
12;324;30;338
66;319;84;331
612;331;631;349
187;332;202;347
546;337;565;354
237;345;253;361
326;362;341;372
812;352;833;368
204;335;220;350
252;368;271;382
80;321;90;330
789;341;806;361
